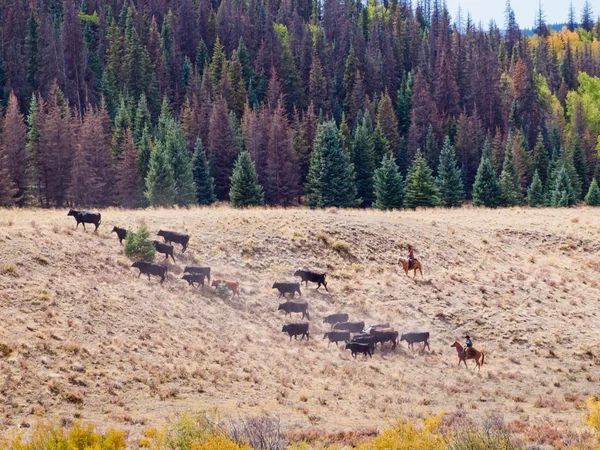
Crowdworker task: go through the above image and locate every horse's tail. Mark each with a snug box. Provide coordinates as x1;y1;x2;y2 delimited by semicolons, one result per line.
481;352;485;366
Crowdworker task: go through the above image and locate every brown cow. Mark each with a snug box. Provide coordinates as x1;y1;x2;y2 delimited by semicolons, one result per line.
211;279;240;297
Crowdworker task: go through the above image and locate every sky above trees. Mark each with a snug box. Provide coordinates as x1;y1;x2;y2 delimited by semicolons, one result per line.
445;0;590;28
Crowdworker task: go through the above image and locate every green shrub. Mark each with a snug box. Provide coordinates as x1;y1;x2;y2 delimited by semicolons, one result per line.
215;282;232;298
124;225;156;262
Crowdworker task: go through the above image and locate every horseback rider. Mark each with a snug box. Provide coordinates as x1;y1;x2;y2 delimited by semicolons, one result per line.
464;335;473;357
407;245;415;270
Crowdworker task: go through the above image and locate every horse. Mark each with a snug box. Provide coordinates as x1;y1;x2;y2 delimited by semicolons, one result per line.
451;341;485;371
397;257;423;278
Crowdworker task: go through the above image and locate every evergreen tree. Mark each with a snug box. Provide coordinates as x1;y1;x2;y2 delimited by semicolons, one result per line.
527;169;545;207
133;94;152;145
424;124;439;172
305;121;358;208
25;11;40;90
376;93;401;162
404;150;440;208
550;166;576;207
192;138;216;205
352;120;375;207
533;133;549;189
436;136;464;207
117;128;141;208
159;118;196;206
26;93;42;205
372;154;404;210
472;139;502;208
3;92;28;205
209;96;239;199
229;151;264;207
571;139;588;199
144;141;176;207
584;179;600;206
499;140;522;206
210;36;226;91
112;97;132;158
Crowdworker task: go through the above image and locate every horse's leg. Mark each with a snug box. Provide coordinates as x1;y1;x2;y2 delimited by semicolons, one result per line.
419;266;423;277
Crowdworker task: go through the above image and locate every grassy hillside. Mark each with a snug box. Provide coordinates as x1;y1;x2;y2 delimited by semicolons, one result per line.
0;207;599;444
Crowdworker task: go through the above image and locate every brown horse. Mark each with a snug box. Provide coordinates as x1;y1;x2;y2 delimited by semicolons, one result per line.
451;341;485;371
397;257;423;278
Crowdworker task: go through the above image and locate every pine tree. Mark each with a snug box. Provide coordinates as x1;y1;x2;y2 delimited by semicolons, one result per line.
550;166;576;207
533;133;549;189
144;141;177;207
117;128;141;208
27;93;43;205
352;120;375;208
209;96;239;199
571;139;588;199
372;154;404;210
25;11;40;90
0;134;18;205
112;97;132;158
69;143;95;207
376;93;401;162
584;179;600;206
499;139;522;206
305;121;358;208
472;139;502;208
192;138;216;205
309;47;327;115
404;150;440;208
133;94;151;145
229;151;264;207
436;136;464;207
159;118;196;206
527;169;545;207
424;124;439;172
3;92;27;205
210;36;226;91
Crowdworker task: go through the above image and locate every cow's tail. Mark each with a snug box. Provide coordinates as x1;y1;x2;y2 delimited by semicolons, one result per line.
305;310;311;321
98;213;102;225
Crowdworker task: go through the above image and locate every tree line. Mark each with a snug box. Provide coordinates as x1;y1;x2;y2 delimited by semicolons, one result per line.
0;0;600;208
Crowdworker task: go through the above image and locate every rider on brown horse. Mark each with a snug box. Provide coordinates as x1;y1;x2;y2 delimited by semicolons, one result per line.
407;245;415;270
464;335;473;357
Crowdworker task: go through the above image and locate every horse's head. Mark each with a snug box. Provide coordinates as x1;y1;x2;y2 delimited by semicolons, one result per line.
450;341;461;349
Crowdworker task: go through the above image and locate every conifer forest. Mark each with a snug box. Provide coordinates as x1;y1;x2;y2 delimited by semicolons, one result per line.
0;0;600;209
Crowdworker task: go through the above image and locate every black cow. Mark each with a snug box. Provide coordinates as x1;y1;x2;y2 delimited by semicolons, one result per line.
350;334;376;353
294;270;328;291
333;321;365;333
323;313;349;328
278;302;310;320
184;266;211;282
345;342;372;358
157;230;190;253
370;329;399;349
182;273;205;288
153;240;175;262
272;282;302;298
131;261;167;284
67;210;101;231
400;332;431;351
281;323;309;341
323;331;350;346
112;226;129;244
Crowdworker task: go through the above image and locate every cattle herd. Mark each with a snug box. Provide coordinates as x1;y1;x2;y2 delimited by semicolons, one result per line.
68;209;433;360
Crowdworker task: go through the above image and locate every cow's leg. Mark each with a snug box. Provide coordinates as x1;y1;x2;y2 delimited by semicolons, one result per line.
75;221;79;229
138;272;142;278
324;282;328;292
289;334;292;342
82;222;86;230
426;341;431;351
147;274;151;281
94;222;99;231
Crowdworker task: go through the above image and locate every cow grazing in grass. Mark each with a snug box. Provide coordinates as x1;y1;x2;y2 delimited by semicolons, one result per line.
323;313;349;328
211;279;240;297
184;266;211;282
294;270;328;290
112;226;128;244
153;240;175;262
281;323;309;341
400;332;431;351
182;273;205;288
272;282;301;298
345;342;372;358
333;321;365;333
323;331;351;346
131;261;167;284
157;230;190;252
67;210;101;231
278;301;310;320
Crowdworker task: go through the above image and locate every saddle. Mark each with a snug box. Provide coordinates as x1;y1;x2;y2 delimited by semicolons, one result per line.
464;347;474;358
408;258;415;270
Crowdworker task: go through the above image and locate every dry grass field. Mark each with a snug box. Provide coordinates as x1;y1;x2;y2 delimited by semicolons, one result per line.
1;206;600;445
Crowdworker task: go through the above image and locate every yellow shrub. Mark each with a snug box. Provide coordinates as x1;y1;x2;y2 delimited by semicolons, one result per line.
584;396;600;436
5;421;126;450
357;414;445;450
141;412;247;450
